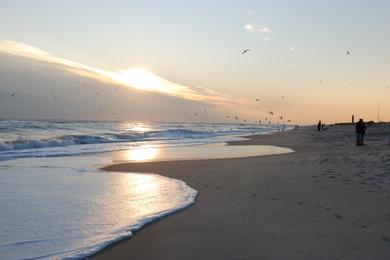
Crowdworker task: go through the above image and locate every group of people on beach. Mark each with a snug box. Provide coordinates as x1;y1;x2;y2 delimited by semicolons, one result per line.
317;120;327;132
317;118;367;146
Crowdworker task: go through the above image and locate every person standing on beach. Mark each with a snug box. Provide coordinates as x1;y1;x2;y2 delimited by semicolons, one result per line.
356;118;367;146
317;120;321;132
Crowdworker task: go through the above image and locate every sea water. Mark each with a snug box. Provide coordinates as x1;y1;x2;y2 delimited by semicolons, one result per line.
0;120;291;259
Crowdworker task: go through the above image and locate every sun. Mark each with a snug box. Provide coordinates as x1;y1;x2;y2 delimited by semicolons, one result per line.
115;68;163;91
110;67;194;99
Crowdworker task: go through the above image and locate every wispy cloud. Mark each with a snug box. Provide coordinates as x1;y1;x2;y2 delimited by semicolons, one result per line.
244;24;254;32
0;41;245;106
243;24;271;34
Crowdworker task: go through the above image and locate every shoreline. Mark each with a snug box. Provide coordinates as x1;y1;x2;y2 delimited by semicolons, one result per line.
91;125;390;260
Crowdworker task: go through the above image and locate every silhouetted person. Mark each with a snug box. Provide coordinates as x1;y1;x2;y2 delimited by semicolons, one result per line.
355;118;367;146
317;120;321;132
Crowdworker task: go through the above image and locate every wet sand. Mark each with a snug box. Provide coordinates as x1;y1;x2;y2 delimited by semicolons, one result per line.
91;124;390;260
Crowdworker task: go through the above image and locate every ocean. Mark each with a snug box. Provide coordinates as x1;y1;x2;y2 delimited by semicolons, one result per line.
0;119;290;259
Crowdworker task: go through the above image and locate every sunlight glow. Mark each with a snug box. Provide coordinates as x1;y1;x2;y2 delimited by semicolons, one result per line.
0;41;241;107
125;145;159;162
115;69;163;91
120;122;151;133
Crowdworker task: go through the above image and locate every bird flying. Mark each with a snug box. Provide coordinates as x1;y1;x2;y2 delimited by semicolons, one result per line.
242;49;250;55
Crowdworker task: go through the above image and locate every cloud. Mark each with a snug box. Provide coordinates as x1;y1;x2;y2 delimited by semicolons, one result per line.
258;27;271;33
243;24;271;34
244;24;254;32
0;41;242;106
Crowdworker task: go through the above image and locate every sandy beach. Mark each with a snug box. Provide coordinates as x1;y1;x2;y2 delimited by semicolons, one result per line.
91;125;390;260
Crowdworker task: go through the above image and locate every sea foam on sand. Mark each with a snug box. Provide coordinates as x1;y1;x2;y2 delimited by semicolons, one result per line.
0;155;197;260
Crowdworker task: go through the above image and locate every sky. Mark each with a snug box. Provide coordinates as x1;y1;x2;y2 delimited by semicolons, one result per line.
0;0;389;124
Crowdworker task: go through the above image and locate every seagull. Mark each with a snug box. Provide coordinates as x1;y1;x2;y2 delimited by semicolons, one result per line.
242;49;250;55
346;51;351;55
235;116;239;120
280;116;283;119
10;93;16;98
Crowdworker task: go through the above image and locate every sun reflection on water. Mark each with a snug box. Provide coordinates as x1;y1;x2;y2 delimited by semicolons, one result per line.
125;145;159;162
119;122;152;133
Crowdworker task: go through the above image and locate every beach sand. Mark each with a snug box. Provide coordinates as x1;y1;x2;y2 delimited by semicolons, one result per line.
91;125;390;260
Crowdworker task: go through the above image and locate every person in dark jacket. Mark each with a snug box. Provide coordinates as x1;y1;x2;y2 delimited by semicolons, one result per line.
355;118;367;146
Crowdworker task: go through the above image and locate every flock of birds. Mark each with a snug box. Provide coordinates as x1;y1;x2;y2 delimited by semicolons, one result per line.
1;81;123;118
2;48;388;125
236;49;359;124
191;97;291;126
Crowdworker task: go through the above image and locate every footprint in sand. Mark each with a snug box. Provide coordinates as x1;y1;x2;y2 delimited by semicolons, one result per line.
318;205;331;211
380;234;390;242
